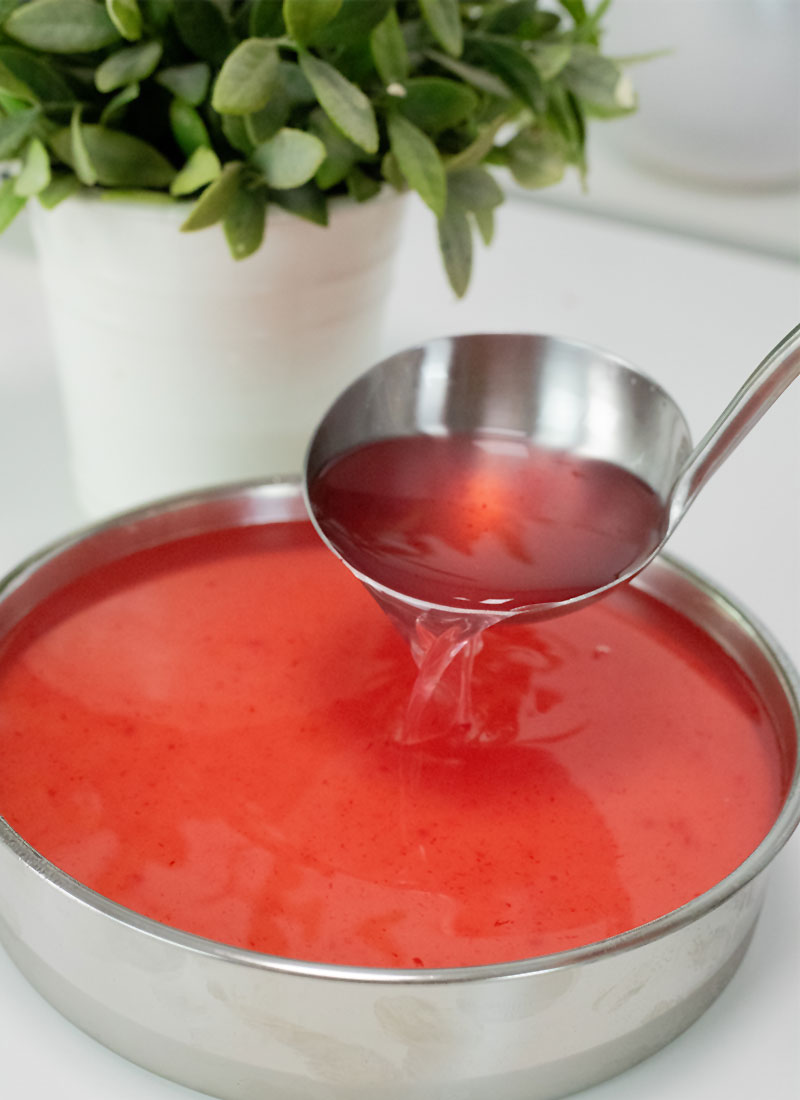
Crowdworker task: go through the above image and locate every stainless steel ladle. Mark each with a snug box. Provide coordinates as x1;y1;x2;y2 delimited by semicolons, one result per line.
304;324;800;625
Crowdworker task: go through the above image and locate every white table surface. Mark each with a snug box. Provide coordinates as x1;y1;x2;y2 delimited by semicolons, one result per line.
1;190;799;1099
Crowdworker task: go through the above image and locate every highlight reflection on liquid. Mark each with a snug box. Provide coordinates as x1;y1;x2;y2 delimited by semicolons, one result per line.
309;435;667;611
0;523;782;968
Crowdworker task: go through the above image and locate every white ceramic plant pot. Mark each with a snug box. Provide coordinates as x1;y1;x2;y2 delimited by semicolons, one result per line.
30;191;407;518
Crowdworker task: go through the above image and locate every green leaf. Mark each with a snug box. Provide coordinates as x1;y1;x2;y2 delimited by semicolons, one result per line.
249;0;284;37
173;0;235;67
505;127;566;188
138;0;169;28
251;126;326;189
181;160;243;230
283;0;341;46
547;83;585;167
397;77;478;134
14;136;50;195
529;11;561;36
313;0;392;43
0;62;31;103
245;88;290;145
0;92;29;113
95;40;161;93
105;0;142;40
156;63;211;107
345;164;380;203
0;175;26;232
310;106;358;188
298;49;378;154
437;197;471;297
0;105;39;159
468;36;546;114
270;180;327;224
563;47;636;115
473;205;494;246
380;148;404;191
99;80;139;124
529;42;572;82
52;123;176;187
387;109;445;218
0;0;23;20
370;6;408;85
70;105;97;186
426;49;511;99
223;183;266;259
558;0;587;23
5;0;121;53
37;169;81;208
170;144;220;196
446;166;503;212
579;0;613;43
211;37;279;116
483;1;540;35
420;0;462;58
221;113;254;154
278;59;315;105
0;91;28;113
0;46;76;104
443;114;506;172
169;98;211;156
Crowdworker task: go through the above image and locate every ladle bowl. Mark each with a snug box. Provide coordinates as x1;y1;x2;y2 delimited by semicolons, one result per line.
304;326;800;624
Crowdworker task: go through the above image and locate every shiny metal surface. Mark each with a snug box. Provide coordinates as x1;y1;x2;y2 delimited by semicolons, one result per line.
0;481;798;1100
668;321;800;527
304;326;800;623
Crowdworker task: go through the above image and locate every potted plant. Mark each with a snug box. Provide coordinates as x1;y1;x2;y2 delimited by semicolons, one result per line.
0;0;634;516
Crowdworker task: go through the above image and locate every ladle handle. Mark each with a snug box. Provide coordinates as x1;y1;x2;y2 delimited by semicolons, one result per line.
668;322;800;532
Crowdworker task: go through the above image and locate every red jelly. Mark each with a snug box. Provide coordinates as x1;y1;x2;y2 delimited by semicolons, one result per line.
0;521;784;969
308;433;666;609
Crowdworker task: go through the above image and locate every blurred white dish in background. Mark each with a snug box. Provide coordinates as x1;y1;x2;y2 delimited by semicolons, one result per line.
601;0;800;189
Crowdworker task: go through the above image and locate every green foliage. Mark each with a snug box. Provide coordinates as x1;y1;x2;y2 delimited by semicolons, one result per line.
169;97;211;156
297;48;379;154
0;105;39;158
95;40;162;93
6;0;120;52
387;108;445;218
420;0;462;57
283;0;341;46
170;144;220;195
211;38;279;114
105;0;143;42
0;0;634;296
223;181;266;258
0;173;26;229
370;6;407;85
14;133;50;193
250;125;325;188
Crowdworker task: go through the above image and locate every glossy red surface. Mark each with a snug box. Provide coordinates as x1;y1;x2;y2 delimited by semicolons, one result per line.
0;522;783;968
309;434;666;609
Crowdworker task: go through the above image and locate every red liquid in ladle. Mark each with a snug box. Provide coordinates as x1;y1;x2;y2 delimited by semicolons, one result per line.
309;434;667;611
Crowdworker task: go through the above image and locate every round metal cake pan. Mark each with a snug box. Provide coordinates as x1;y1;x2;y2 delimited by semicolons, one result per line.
0;479;798;1100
